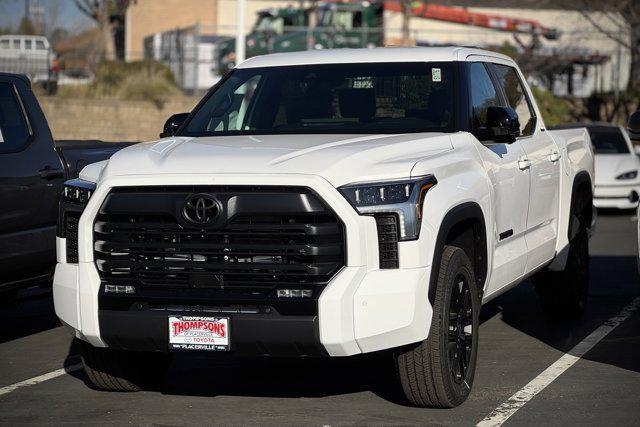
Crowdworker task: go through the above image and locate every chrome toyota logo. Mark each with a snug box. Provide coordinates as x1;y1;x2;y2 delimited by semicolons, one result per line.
182;194;220;225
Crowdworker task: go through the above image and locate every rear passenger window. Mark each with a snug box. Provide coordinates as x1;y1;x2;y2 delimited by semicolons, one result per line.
491;64;536;136
0;83;30;153
469;63;500;129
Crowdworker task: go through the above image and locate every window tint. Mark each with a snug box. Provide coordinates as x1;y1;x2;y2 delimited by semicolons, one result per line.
0;83;30;153
208;75;262;132
469;63;500;128
588;127;629;154
185;62;455;136
491;64;535;136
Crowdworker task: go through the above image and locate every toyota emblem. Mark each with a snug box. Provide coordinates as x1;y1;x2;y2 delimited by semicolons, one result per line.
182;194;220;225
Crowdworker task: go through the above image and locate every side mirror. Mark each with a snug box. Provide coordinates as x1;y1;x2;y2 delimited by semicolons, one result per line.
485;106;520;143
628;110;640;142
160;113;190;138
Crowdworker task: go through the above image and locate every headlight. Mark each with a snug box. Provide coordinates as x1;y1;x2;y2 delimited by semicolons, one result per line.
616;170;638;180
62;179;96;205
339;175;437;240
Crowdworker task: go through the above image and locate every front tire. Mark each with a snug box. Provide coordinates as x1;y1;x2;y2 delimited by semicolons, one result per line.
395;245;480;408
78;339;172;392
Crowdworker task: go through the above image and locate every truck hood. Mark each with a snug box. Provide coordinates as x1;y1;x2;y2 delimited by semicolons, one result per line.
98;133;454;187
594;153;640;185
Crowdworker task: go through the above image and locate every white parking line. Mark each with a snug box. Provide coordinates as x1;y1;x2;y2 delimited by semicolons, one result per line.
477;296;640;427
0;363;83;397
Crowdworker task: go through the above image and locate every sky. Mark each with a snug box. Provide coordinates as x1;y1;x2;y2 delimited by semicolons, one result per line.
0;0;95;33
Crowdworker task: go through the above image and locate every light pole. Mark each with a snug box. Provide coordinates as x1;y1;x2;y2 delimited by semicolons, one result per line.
236;0;246;64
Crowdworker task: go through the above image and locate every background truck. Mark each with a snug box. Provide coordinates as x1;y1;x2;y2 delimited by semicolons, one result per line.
0;73;134;306
53;47;594;408
214;0;559;74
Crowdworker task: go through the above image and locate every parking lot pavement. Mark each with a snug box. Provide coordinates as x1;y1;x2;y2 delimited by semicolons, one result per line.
0;212;638;426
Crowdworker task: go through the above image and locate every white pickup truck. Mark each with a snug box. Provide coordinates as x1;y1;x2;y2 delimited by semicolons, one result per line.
53;47;594;407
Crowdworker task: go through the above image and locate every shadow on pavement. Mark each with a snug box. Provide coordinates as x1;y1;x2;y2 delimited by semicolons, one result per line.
0;287;60;344
490;253;640;374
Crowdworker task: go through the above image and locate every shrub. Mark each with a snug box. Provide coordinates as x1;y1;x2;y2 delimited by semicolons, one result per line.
90;60;179;104
530;86;571;127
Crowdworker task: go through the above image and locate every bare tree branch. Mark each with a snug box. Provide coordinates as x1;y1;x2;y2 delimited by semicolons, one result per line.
578;10;631;48
602;10;628;28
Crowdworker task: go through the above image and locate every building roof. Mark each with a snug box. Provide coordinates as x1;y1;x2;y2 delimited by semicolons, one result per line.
237;46;513;68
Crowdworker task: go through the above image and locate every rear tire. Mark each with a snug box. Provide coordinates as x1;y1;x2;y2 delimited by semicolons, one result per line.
394;245;480;408
78;339;172;392
534;227;589;319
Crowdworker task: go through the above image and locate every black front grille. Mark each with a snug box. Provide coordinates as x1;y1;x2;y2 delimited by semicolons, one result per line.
375;214;399;269
94;186;345;303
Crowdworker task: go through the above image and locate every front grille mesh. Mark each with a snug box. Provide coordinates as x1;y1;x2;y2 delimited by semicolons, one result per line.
93;187;345;299
65;212;80;263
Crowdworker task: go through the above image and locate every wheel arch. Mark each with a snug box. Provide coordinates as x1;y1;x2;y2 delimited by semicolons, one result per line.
429;202;488;304
569;170;594;240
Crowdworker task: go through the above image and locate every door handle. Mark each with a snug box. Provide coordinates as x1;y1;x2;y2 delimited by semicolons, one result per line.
548;151;561;162
518;159;532;170
39;166;64;180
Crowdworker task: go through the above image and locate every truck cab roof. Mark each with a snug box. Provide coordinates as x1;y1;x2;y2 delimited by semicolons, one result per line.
237;46;513;69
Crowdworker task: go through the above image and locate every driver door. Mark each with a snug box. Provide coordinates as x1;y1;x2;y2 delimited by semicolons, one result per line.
467;62;531;297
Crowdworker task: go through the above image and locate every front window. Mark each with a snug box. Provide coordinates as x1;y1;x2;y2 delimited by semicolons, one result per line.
183;62;456;136
254;15;284;35
588;127;630;154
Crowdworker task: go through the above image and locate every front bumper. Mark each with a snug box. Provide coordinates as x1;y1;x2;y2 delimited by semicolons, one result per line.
53;173;435;357
593;184;640;209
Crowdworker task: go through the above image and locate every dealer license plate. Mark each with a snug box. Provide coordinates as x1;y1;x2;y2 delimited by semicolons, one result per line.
168;316;230;351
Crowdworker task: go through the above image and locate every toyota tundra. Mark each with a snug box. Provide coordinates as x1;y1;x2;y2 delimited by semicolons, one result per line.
53;47;594;407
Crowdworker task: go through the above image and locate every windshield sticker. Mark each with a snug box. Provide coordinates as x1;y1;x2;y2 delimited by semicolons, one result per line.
432;68;442;82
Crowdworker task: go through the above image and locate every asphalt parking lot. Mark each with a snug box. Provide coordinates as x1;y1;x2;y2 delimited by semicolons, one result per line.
0;211;638;426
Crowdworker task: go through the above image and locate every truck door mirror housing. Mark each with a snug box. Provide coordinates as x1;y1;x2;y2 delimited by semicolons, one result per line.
485;106;521;143
628;110;640;142
160;113;190;138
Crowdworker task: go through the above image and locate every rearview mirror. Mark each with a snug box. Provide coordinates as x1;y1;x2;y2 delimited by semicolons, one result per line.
628;110;640;142
160;113;190;138
485;106;520;143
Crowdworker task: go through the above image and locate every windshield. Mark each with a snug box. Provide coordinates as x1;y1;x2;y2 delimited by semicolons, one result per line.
182;62;456;136
589;126;629;154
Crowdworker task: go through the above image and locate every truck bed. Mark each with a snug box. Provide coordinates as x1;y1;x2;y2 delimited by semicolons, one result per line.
55;140;138;179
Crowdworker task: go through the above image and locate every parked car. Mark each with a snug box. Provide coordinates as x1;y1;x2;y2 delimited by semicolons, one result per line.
553;123;639;210
0;35;59;94
0;73;135;305
53;48;594;407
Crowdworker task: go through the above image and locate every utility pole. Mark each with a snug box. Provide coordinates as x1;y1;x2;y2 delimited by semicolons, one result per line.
236;0;246;64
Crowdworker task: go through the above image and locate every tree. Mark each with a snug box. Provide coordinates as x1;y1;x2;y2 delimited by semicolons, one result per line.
73;0;132;61
576;0;640;93
18;16;35;35
399;0;429;47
